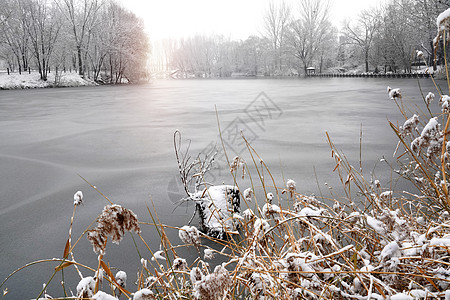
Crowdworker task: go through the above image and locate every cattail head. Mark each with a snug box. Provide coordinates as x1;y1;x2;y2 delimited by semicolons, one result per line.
284;179;297;197
230;156;244;172
253;218;270;240
242;208;255;222
141;258;147;269
87;204;140;254
115;270;127;288
193;264;231;300
179;225;201;248
435;8;450;59
401;114;419;135
230;156;246;178
173;258;188;271
73;191;83;206
243;187;253;202
416;50;424;59
144;276;157;289
266;193;274;203
387;86;402;100
286;179;296;193
133;288;155;300
425;92;435;105
76;276;95;299
204;248;215;260
190;267;204;284
262;203;281;218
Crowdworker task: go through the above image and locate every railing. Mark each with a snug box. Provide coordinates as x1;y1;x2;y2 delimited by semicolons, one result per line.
308;73;431;78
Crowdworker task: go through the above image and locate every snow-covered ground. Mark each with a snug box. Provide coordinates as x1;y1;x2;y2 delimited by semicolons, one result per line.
0;72;96;89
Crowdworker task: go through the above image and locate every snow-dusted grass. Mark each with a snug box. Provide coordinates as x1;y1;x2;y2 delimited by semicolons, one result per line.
0;71;96;89
7;123;450;299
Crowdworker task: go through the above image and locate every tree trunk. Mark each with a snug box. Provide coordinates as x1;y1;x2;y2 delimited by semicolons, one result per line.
365;50;369;73
430;40;436;71
77;45;83;76
42;58;47;81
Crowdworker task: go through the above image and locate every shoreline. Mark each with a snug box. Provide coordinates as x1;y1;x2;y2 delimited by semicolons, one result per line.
0;72;98;90
0;71;441;90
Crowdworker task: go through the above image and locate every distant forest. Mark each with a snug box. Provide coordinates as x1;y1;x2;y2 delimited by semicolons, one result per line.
0;0;149;83
1;0;450;82
150;0;450;78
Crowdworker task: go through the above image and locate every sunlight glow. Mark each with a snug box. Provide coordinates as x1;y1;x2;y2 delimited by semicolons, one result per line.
120;0;384;41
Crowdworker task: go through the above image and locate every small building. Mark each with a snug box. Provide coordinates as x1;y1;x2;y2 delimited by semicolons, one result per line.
306;67;316;75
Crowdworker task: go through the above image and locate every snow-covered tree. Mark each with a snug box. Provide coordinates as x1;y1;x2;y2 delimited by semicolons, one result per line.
24;0;62;80
342;8;381;72
287;0;333;76
57;0;102;77
262;0;291;74
0;0;31;74
101;1;149;83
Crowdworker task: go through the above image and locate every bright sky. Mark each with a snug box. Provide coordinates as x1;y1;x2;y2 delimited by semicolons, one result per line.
119;0;383;41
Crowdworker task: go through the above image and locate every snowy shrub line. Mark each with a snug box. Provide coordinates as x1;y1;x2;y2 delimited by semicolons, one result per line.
0;72;97;89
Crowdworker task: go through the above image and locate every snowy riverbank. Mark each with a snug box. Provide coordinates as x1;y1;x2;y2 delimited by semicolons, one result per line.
0;72;97;89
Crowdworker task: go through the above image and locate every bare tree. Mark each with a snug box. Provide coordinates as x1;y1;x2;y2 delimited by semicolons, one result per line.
0;0;30;74
58;0;101;76
102;1;149;83
24;0;62;80
317;23;337;73
263;0;291;74
398;0;450;69
376;0;418;73
342;8;381;72
287;0;332;76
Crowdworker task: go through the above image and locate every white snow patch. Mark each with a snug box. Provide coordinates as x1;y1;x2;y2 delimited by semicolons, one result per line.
366;216;385;234
298;207;323;217
390;293;413;300
133;288;154;300
430;236;450;247
0;72;96;89
195;185;240;237
437;8;450;29
151;250;166;261
93;291;117;300
380;241;400;260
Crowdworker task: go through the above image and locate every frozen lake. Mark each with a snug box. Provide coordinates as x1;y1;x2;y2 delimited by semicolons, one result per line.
0;77;442;298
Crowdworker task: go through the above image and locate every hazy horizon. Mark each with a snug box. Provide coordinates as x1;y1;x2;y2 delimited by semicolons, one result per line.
118;0;385;41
